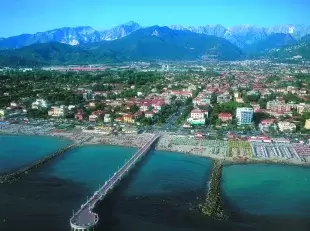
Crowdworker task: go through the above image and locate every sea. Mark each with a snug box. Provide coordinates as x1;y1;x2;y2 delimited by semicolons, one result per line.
0;135;309;231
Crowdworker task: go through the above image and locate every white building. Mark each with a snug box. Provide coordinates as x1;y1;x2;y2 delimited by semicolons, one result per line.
68;105;76;110
32;99;49;109
236;107;253;125
277;121;296;132
89;115;98;122
190;109;205;119
145;111;154;118
48;105;67;117
0;109;5;117
104;114;111;123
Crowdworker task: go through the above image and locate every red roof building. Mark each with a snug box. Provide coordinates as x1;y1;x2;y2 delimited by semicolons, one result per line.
218;112;233;122
74;110;85;121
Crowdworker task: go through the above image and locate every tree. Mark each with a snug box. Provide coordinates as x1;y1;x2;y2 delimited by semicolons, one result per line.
253;112;274;126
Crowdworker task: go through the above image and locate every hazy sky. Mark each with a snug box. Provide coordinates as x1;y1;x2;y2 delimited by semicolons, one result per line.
1;0;310;37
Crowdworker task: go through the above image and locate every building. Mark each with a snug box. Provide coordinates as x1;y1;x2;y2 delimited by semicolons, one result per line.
187;117;205;125
74;110;85;121
89;102;96;108
190;109;205;119
218;112;232;122
236;107;253;125
187;109;206;125
217;94;231;104
266;101;292;113
234;92;240;99
152;101;165;111
104;114;111;123
170;90;192;98
140;102;151;112
145;111;154;118
259;119;276;132
32;99;49;109
89;114;99;122
296;104;310;114
278;121;296;132
0;109;5;117
305;119;310;130
123;114;135;124
48;106;67;117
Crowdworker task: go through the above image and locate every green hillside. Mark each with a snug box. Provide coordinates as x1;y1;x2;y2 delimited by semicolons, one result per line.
0;26;243;66
268;40;310;60
83;26;243;61
245;33;296;54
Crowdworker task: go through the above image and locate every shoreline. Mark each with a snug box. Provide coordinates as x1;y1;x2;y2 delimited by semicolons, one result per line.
1;130;310;167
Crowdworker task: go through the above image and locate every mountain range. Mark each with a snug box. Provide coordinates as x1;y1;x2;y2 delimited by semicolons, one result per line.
1;22;309;50
0;22;309;66
0;26;244;66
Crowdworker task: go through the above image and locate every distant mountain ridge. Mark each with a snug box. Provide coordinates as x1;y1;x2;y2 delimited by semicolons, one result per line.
0;21;141;49
0;26;244;66
169;24;310;48
0;22;309;51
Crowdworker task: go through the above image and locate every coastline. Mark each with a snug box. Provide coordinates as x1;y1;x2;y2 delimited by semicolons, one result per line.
1;127;310;167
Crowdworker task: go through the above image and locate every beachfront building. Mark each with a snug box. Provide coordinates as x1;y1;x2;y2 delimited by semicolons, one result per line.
277;121;296;132
190;109;205;119
48;105;67;117
187;109;206;126
218;112;232;122
74;110;85;121
236;107;253;125
104;114;111;123
32;99;49;109
304;119;310;130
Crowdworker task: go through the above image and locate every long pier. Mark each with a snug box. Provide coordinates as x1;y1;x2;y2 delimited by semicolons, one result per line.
70;134;160;231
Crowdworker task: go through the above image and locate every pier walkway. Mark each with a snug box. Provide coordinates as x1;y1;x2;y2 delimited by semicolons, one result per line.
70;134;160;231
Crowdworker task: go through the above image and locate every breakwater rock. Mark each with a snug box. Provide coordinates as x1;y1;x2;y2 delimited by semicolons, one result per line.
0;144;76;183
199;160;227;220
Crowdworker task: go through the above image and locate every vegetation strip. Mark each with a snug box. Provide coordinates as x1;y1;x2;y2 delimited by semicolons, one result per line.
199;160;227;220
0;144;76;183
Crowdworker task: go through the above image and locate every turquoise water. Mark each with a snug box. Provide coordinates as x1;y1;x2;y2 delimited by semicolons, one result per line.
0;135;71;173
47;145;137;193
125;150;212;197
1;136;310;231
222;164;310;217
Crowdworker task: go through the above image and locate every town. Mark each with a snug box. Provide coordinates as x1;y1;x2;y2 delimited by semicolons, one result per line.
1;60;310;164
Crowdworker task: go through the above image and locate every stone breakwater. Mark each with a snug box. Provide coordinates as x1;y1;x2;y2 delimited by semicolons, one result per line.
0;144;76;183
199;161;226;220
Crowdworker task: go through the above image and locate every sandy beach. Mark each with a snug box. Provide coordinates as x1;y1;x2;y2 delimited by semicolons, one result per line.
1;124;310;166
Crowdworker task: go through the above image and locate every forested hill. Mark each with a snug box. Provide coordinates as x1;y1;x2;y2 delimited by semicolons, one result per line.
267;36;310;60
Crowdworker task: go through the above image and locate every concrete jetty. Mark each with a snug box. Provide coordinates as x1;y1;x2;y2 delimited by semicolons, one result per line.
70;134;160;231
